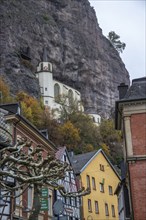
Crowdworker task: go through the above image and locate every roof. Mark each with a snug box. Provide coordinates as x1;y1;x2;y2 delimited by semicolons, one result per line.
122;77;146;100
69;150;97;174
70;149;120;179
0;103;21;114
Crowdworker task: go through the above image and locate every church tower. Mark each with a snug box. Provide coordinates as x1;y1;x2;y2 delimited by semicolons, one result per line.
36;48;54;107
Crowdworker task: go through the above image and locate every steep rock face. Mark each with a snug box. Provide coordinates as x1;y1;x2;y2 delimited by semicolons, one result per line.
0;0;130;117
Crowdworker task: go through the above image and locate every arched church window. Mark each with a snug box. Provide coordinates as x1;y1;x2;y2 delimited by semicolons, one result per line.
68;89;73;105
54;83;60;102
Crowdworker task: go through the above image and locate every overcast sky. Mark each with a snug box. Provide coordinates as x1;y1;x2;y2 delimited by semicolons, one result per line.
89;0;145;82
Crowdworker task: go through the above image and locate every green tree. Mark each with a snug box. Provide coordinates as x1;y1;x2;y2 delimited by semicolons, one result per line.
108;31;126;53
99;119;122;144
56;94;83;123
99;119;123;163
69;112;101;153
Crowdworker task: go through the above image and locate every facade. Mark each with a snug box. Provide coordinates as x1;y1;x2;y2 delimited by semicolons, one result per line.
36;49;101;125
70;149;120;220
0;103;56;220
115;77;146;220
55;147;81;220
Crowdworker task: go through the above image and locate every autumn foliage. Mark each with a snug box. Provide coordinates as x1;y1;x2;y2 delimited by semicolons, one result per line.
0;78;122;162
0;77;14;103
16;92;44;127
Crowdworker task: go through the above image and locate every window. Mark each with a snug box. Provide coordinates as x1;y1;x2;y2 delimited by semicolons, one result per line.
41;63;43;71
99;183;104;192
68;89;73;105
63;196;67;204
111;205;115;217
86;175;91;189
15;188;21;205
109;186;113;195
28;186;33;209
45;100;48;104
88;199;92;212
40;87;44;94
92;177;96;190
100;164;104;171
64;155;67;162
48;63;52;72
48;195;52;216
95;201;99;214
45;87;47;91
69;172;72;182
105;203;109;216
74;197;77;207
54;83;60;101
15;183;21;205
69;197;72;205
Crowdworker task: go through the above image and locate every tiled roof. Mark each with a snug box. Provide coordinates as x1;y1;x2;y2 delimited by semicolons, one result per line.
69;150;97;174
123;77;146;100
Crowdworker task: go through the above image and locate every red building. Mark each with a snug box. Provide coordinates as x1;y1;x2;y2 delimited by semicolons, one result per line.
0;103;56;220
115;77;146;220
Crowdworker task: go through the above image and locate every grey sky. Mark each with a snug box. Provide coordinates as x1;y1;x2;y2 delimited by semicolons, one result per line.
89;0;145;81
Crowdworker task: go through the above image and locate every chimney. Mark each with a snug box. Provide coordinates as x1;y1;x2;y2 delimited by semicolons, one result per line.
118;83;128;99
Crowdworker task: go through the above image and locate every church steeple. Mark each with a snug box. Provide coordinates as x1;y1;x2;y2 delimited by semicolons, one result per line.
42;47;48;62
36;48;52;73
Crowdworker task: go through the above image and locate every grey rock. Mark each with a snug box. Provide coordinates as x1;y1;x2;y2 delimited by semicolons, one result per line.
0;0;130;117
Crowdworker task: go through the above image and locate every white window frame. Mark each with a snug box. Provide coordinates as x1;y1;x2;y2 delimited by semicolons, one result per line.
99;183;104;192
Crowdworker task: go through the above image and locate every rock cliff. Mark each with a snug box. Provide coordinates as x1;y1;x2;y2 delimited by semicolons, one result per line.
0;0;130;117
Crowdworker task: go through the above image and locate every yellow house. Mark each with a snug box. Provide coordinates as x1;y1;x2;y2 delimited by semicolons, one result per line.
70;149;120;220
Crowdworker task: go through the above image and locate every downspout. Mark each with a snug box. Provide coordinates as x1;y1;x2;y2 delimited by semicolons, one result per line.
123;117;134;220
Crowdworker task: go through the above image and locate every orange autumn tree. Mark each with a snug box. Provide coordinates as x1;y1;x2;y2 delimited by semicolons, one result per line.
58;121;81;151
0;77;13;104
16;92;44;127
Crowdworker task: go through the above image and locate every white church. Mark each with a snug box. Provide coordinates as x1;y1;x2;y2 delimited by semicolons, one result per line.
36;48;101;125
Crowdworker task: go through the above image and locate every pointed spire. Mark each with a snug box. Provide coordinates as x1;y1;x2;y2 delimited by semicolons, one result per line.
43;47;48;62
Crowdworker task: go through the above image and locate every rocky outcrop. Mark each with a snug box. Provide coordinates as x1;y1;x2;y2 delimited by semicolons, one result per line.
0;0;130;117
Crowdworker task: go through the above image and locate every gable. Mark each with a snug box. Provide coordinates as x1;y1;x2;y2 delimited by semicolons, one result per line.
81;150;120;181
